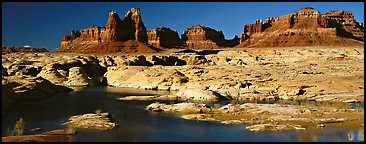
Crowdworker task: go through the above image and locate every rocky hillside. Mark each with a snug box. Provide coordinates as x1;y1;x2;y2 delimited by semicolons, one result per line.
2;46;48;55
147;26;185;48
237;6;364;48
181;25;240;49
54;8;159;53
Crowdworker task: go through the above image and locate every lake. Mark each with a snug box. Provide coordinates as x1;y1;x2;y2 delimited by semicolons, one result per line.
2;86;364;142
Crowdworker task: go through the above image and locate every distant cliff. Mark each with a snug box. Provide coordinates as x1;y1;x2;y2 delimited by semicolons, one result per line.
181;25;239;49
2;46;48;55
236;6;364;48
55;6;364;53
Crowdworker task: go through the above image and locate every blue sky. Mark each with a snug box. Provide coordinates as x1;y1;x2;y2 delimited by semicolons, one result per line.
2;2;364;51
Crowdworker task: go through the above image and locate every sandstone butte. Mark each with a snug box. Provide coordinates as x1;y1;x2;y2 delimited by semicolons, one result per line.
53;7;363;53
54;8;161;53
237;6;364;48
2;7;364;55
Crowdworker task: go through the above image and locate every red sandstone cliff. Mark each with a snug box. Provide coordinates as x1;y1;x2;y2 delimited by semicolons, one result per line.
181;25;239;49
147;26;184;48
237;6;364;48
55;8;158;53
55;7;363;52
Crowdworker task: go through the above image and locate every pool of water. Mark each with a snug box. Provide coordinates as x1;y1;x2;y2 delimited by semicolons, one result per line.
2;86;364;142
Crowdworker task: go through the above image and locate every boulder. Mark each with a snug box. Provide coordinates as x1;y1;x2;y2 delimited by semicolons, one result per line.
37;64;67;85
7;64;42;77
175;88;228;101
145;102;212;113
146;55;186;66
119;95;183;101
245;124;305;131
64;67;98;86
124;67;188;90
180;55;211;65
104;66;147;87
106;66;188;90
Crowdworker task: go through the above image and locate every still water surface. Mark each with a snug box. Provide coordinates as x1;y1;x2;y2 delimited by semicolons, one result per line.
2;86;364;142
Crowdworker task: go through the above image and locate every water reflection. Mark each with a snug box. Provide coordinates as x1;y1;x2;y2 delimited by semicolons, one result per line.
358;130;364;141
348;131;355;141
346;130;365;142
1;86;364;142
257;128;364;142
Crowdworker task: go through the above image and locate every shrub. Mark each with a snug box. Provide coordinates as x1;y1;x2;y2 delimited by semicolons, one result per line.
14;118;25;136
213;103;222;108
5;128;14;136
95;108;103;115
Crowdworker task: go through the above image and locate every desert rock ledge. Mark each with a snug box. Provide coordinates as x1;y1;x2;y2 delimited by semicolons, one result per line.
62;112;116;130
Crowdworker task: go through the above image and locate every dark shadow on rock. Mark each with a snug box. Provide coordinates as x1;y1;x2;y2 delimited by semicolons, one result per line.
175;49;222;56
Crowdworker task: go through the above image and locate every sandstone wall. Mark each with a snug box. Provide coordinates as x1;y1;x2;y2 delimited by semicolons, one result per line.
55;8;156;53
237;6;364;48
181;25;239;49
147;26;184;48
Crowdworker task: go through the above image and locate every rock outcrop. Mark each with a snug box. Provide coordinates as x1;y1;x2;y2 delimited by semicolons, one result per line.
63;67;98;87
2;46;48;55
147;26;184;48
55;8;159;53
237;6;364;48
175;88;229;101
62;112;116;130
105;66;189;90
145;102;212;113
2;135;70;142
323;10;364;40
181;25;239;49
147;101;363;131
2;75;73;115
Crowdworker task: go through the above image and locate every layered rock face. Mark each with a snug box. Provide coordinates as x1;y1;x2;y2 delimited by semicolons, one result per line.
2;75;73;115
123;8;148;43
181;25;239;49
55;8;158;53
237;6;364;48
323;10;364;40
147;26;184;48
2;46;48;55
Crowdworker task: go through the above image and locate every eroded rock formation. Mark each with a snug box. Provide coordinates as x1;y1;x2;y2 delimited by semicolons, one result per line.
237;6;364;48
55;8;158;53
181;25;239;49
147;26;184;48
62;112;116;130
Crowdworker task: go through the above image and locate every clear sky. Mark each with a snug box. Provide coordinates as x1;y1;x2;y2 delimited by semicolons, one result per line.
2;2;364;51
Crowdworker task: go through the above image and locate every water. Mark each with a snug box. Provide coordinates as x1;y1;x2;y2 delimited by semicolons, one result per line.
2;86;364;142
